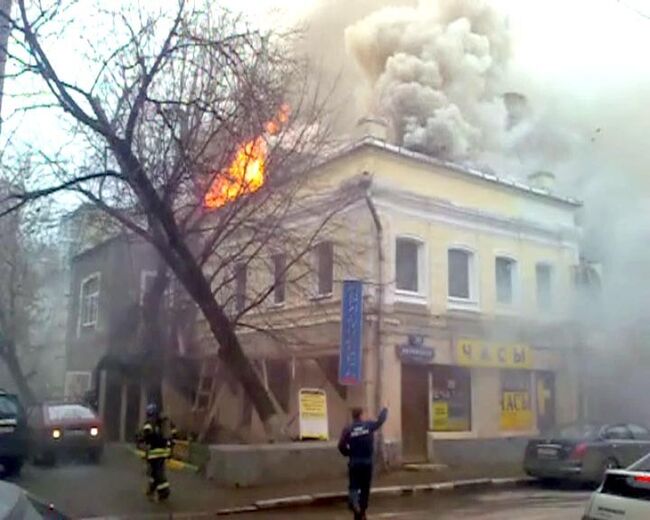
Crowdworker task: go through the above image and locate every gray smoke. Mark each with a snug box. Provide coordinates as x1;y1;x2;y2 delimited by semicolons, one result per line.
345;0;512;160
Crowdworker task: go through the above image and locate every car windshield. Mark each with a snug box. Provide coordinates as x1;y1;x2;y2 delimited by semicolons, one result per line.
0;395;18;417
629;454;650;473
550;424;599;439
46;405;95;422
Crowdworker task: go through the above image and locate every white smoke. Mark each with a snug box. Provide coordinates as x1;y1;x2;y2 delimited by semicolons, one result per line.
345;0;513;161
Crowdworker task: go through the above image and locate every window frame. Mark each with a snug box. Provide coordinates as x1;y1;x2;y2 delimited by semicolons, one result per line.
394;235;427;303
535;262;554;311
447;246;479;310
495;255;519;307
313;241;334;298
78;272;101;333
140;270;174;308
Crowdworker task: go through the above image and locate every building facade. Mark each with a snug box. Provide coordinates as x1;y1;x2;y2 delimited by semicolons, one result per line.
218;133;583;464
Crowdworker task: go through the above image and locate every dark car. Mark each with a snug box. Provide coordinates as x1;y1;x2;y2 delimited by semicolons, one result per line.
28;402;104;465
0;391;28;476
524;422;650;483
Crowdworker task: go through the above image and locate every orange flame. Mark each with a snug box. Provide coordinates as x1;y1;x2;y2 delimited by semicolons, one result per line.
204;105;290;209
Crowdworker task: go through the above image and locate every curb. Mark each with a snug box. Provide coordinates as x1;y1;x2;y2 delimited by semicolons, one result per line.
214;476;536;516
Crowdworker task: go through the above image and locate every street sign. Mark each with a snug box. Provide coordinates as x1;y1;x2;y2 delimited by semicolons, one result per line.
338;280;363;385
396;334;435;364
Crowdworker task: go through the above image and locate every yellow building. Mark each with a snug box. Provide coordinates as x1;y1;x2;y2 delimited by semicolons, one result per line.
203;124;583;466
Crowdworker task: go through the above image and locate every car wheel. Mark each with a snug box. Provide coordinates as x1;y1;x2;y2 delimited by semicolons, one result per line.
3;458;23;477
88;448;103;464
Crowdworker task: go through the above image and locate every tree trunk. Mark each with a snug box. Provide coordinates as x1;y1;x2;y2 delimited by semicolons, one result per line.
178;260;281;436
0;0;13;136
1;343;35;405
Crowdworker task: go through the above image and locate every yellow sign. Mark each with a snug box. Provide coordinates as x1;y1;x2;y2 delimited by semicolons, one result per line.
299;388;329;440
456;339;532;369
500;390;533;430
432;401;449;430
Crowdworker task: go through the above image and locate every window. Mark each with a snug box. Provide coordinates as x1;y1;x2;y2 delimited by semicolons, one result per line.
603;425;633;440
628;424;650;440
536;263;553;309
314;241;333;296
272;253;286;305
448;248;476;301
500;370;533;431
431;365;471;432
140;270;174;308
79;274;100;329
234;263;247;312
495;257;516;305
47;404;95;422
395;238;422;293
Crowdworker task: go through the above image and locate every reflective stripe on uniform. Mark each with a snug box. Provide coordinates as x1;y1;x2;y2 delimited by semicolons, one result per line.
156;482;170;491
147;448;171;459
143;424;153;432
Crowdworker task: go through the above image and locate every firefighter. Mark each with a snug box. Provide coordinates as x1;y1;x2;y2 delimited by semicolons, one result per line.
138;403;174;502
338;406;388;520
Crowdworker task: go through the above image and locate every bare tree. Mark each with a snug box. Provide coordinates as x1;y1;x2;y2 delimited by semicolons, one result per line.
0;0;361;436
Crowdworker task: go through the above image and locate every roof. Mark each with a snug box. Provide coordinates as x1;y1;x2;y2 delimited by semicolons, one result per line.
323;137;582;208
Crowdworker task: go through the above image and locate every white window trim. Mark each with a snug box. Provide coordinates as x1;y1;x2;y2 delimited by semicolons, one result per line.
535;261;555;312
77;272;101;336
394;234;428;305
447;245;479;311
494;253;520;311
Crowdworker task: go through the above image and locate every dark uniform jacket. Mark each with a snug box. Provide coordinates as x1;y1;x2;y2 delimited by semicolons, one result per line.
140;416;175;460
338;408;388;465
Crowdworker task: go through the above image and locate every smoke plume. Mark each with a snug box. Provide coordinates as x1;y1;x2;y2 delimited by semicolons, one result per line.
345;0;511;161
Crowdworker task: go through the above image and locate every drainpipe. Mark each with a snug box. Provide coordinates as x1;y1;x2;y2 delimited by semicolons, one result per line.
363;174;387;468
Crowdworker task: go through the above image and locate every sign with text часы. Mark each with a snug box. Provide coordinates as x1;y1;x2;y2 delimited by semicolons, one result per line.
456;339;532;369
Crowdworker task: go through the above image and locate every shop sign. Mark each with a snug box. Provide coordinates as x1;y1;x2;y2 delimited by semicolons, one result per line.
396;334;435;364
500;390;533;430
339;280;364;385
455;339;532;369
299;388;329;441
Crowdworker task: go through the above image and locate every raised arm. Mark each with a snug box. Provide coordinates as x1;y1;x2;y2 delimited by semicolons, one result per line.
370;408;388;432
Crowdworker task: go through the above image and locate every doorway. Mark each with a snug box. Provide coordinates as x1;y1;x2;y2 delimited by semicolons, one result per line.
401;364;429;462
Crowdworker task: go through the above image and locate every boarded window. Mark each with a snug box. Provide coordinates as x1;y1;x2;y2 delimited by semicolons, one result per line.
272;254;286;304
495;257;516;304
396;238;421;293
315;242;333;296
234;263;247;312
448;249;472;299
431;365;471;432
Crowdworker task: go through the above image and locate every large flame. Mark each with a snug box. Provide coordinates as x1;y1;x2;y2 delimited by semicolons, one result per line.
204;105;290;209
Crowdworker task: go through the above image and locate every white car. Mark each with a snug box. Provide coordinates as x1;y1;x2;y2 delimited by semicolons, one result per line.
583;454;650;519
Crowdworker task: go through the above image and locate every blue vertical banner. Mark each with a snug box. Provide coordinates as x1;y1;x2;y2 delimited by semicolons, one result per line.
339;279;364;385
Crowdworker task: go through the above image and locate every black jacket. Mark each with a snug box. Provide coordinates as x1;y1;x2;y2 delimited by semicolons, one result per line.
338;408;388;465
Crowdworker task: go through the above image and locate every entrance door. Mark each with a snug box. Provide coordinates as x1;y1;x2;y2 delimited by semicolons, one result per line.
401;364;429;462
536;371;556;434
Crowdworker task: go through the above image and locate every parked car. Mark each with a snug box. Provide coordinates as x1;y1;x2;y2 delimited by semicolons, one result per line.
0;390;28;476
583;453;650;519
28;402;104;465
524;422;650;483
0;480;68;519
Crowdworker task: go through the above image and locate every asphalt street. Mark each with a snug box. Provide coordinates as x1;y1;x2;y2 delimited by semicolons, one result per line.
6;445;592;519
